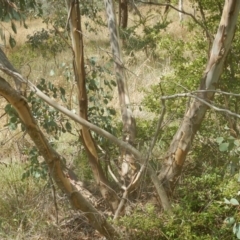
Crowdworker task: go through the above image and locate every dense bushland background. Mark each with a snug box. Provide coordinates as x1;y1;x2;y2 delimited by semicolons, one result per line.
1;0;240;239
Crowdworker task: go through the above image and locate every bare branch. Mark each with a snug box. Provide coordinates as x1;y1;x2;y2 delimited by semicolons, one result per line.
113;190;128;220
129;92;166;190
138;0;212;38
161;92;240;119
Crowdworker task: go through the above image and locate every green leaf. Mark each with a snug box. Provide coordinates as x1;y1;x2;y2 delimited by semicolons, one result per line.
33;171;41;178
65;122;72;132
23;21;28;29
61;94;66;102
12;10;21;21
230;198;239;206
0;28;5;41
10;116;17;123
60;87;65;95
109;108;116;115
5;103;12;112
4;13;10;22
110;80;117;87
233;223;238;234
48;82;53;90
9;35;16;48
234;223;240;239
219;142;229;152
216;137;224;144
224;217;235;226
89;56;97;66
11;21;17;34
224;198;230;204
9;122;17;130
49;69;55;76
234;140;240;146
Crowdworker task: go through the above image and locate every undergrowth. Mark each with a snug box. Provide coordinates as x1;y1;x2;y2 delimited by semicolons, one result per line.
116;170;239;240
0;164;99;240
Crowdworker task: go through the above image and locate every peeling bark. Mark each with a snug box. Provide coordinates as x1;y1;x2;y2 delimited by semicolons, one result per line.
65;0;119;212
0;76;120;239
158;0;240;194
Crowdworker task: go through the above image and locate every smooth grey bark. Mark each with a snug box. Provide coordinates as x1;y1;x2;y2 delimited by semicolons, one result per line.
103;0;137;185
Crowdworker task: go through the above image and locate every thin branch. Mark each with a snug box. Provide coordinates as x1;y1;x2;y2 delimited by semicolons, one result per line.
65;0;74;30
108;165;126;190
53;25;72;49
161;92;240;119
129;92;166;190
129;0;142;19
194;89;240;97
197;0;213;47
138;0;212;39
146;94;166;161
113;190;128;220
49;173;59;224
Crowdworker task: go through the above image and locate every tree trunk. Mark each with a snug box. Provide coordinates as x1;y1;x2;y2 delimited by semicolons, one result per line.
65;0;119;212
104;0;137;186
179;0;183;22
158;0;240;195
119;0;128;29
0;76;120;240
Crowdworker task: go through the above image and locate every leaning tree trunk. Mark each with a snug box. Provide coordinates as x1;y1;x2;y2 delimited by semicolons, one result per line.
65;0;119;212
0;76;120;240
158;0;240;194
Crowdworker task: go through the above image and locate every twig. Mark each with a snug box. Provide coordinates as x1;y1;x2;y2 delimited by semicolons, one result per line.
113;190;128;220
161;92;240;119
129;88;166;190
146;85;166;162
129;0;142;20
138;0;212;39
65;0;74;31
49;173;59;224
108;165;126;190
53;26;72;49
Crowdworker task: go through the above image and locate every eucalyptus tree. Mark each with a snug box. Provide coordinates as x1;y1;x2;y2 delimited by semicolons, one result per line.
1;0;240;239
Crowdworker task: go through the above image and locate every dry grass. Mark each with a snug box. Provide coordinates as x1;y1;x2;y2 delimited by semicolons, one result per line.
0;164;104;240
0;18;49;47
